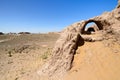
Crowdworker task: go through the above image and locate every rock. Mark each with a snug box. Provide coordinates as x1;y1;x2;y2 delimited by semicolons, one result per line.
38;31;82;79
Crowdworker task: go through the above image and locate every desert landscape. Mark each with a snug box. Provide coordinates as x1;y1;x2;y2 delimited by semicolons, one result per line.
0;33;60;80
0;0;120;80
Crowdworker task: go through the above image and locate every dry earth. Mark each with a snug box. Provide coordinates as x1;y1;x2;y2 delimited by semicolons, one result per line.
64;33;120;80
0;33;60;80
1;33;120;80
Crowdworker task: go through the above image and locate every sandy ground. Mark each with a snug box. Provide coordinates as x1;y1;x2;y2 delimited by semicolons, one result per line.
0;33;120;80
0;34;59;80
64;39;120;80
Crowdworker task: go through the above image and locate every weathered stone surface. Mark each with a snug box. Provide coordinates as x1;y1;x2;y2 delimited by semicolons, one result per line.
38;29;82;79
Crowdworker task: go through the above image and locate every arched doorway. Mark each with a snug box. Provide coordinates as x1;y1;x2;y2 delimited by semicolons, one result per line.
81;20;103;34
87;27;95;33
84;22;97;34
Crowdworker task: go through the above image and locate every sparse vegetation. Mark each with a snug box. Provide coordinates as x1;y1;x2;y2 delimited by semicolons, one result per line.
0;33;59;80
8;50;12;57
41;48;52;60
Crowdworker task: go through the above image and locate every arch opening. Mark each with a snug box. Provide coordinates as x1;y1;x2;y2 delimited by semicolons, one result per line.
87;27;95;33
81;20;103;34
85;22;96;34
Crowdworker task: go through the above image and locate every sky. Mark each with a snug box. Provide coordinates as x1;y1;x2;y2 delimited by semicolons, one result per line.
0;0;118;33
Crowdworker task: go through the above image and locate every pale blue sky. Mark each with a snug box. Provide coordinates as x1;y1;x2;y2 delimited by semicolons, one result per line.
0;0;117;33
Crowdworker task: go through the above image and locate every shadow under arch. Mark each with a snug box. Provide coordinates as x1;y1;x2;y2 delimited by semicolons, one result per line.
81;20;103;34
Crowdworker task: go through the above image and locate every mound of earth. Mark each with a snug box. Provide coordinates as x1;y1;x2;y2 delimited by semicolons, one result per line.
37;0;120;80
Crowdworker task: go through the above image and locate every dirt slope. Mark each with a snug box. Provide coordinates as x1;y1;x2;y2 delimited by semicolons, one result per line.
64;39;120;80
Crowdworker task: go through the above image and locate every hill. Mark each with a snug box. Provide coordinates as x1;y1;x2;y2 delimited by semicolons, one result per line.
37;0;120;80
